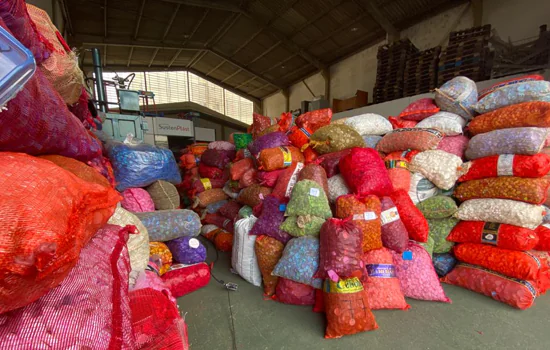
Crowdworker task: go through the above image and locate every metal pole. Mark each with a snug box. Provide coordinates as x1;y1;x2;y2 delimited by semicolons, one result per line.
91;48;107;112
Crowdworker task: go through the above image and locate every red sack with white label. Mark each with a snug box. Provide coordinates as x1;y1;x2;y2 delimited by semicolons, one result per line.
459;154;550;182
379;196;408;252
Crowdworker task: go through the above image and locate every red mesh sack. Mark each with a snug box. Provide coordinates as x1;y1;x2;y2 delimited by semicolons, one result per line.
39;155;110;188
258;146;305;171
397;98;440;121
535;224;550;251
303;147;319;164
203;227;233;252
459;154;550;182
385;152;411;192
251;113;273;139
275;278;315;305
442;263;538;310
239;168;258;188
437;135;469;158
68;88;97;129
257;169;284;187
288;125;312;149
161;263;211;298
315;218;364;280
313;289;325;312
200;149;235;169
340;147;393;197
198;162;226;179
362;248;410;310
129;288;188;350
298;164;329;196
272;162;304;199
0;224;135;347
230;158;254;180
389;116;418;129
180;153;199;170
335;195;382;252
194;188;228;208
479;74;545;99
447;221;539;251
312;149;351;178
191;178;226;194
0;154;120;314
454;177;550;205
278;112;293;133
453;243;550;288
203;213;235;233
376;128;444;154
323;277;378;339
390;189;429;242
255;235;285;297
0;0;52;63
296;108;332;131
249;195;292;243
380;196;408;253
219;200;242;220
237;184;272;207
469;101;550;136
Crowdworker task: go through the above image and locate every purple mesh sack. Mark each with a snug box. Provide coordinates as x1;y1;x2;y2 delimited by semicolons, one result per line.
248;132;290;157
200;149;235;169
0;224;135;348
166;237;207;265
121;188;155;213
250;195;292;244
465;127;548;160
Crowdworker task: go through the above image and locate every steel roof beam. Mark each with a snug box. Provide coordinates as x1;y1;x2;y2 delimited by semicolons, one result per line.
134;0;147;39
160;0;243;13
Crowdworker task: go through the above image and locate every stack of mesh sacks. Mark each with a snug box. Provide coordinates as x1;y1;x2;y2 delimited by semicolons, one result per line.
441;75;550;310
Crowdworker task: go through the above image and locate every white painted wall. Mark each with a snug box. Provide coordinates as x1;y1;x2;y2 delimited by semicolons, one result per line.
263;0;550;115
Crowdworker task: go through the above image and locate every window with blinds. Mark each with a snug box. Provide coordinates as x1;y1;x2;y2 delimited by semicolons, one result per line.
99;71;253;125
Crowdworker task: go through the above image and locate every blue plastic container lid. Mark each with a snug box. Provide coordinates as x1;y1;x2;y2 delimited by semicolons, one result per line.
0;25;36;107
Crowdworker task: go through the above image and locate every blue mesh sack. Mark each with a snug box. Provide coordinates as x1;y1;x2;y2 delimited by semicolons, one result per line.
108;143;181;191
166;237;206;264
435;76;478;121
432;253;457;277
473;80;550;114
135;209;201;242
272;236;322;288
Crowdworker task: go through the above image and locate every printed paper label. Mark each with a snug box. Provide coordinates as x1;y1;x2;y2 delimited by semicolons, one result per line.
497;154;514;176
481;222;500;245
366;264;396;278
380;207;400;225
353;211;377;221
299;127;312;137
243;149;252;159
189;238;200;249
285;162;304;197
323;277;363;294
200;178;212;191
309;188;320;197
280;146;292;167
385;160;409;170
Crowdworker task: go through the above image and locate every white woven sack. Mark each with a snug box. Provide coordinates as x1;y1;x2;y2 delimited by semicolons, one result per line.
454;199;544;229
327;174;350;203
408;172;439;204
344;113;392;136
415;111;466;136
232;216;262;287
108;207;150;286
410;150;464;190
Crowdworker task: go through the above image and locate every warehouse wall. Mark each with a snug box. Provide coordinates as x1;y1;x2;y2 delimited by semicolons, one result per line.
263;0;550;116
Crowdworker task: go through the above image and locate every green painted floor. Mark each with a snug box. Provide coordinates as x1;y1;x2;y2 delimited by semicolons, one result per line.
178;250;550;350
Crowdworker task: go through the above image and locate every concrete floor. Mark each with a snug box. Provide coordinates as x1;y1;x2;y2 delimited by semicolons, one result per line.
178;250;550;350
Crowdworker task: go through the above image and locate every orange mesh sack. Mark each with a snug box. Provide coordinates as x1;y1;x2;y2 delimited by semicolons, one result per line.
454;177;550;205
237;184;273;207
323;277;378;339
459;154;550;182
148;242;172;275
296;108;332;132
335;195;383;252
384;152;411;192
39;155;110;187
287;126;312;149
258;146;304;171
194;188;228;208
0;153;121;314
255;236;285;297
201;226;233;252
376;128;444;154
27;4;84;104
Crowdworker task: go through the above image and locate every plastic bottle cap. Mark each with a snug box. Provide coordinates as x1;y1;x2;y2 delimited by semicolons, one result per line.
189;238;200;249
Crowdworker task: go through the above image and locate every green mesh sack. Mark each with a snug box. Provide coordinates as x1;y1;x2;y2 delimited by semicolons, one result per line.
417;196;458;219
285;180;332;219
428;217;459;253
280;215;326;237
239;205;253;219
233;133;253;150
308;124;365;154
418;235;435;257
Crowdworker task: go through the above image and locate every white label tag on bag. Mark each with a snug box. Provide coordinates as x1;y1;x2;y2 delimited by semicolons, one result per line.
380;207;400;225
285;162;304;197
189;238;200;249
497;154;514;176
309;188;320;197
353;211;377;221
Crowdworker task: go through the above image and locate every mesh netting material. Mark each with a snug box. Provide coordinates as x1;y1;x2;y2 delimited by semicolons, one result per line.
162;263;211;298
327;174;351;203
148;242;173;275
410;150;464;190
39;154;110;188
416;195;457;219
280;214;325;237
203;213;235;233
27;4;84;105
376;128;444;154
454;177;550;205
295;108;332;132
286;180;332;219
379;196;408;253
434;76;477;120
454;199;544;229
121;188;155;213
385;152;411;192
166;237;206;265
390;189;429;242
312;149;351;178
208;141;235;151
309;124;365;154
233;133;253;150
257;169;284;187
437;135;469;158
344;113;392;136
535;225;550;251
135;209;201;242
230;158;254;181
0;153;120;314
250;195;292;243
273;236;323;288
432;253;457;277
397;98;440;121
298;164;329;196
427;217;458;253
459;154;550;182
147;180;181;210
447;221;539;251
194;188;228;208
250;113;273;139
465;127;548;160
198;163;226;179
288;126;312;149
0;224;134;348
108;143;181;191
276;278;315;305
248;132;290;157
237;184;272;207
258;146;305;171
415;111;466;135
255;235;285;297
219;200;242;220
340;147;393;197
202;227;233;252
335;195;383;252
473;81;550;114
200;149;235;169
191;178;226;195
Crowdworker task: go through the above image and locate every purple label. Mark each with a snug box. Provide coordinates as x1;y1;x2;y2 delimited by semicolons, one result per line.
366;264;396;278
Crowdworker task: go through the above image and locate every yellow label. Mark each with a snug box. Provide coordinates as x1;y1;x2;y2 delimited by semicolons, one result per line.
200;178;212;190
280;146;292;167
323;277;363;294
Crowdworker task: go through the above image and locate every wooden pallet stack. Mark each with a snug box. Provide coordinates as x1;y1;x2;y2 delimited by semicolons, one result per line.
403;46;441;97
374;39;418;103
437;25;492;85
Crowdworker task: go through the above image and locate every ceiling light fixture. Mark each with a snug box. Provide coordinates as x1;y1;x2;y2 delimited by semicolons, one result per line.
351;27;359;32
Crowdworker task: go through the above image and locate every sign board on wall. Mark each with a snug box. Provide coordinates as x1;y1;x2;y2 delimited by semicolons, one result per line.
153;117;194;137
194;127;216;142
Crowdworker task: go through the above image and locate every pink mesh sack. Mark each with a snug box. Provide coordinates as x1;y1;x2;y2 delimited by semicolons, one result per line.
0;224;135;348
162;263;211;298
121;188;155;212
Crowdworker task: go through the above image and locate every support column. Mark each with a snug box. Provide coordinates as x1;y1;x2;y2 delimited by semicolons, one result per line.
281;88;290;112
321;68;330;103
